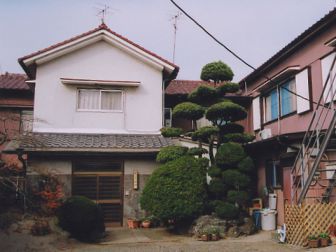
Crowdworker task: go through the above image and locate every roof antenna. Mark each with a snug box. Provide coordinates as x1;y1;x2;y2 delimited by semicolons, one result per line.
95;4;110;24
170;11;182;63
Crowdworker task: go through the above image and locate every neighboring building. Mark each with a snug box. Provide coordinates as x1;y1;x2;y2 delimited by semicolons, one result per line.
5;23;178;226
0;72;33;165
240;8;336;225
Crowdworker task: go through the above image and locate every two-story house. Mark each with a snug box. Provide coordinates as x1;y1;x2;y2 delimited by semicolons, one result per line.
240;8;336;225
5;23;178;226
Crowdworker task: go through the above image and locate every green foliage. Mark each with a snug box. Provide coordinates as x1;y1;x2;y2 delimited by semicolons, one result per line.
187;147;208;156
214;201;239;219
172;102;205;121
208;166;222;178
222;170;250;189
160;127;183;137
205;101;247;123
227;190;249;205
57;196;105;242
215;142;246;167
156;146;188;163
191;126;219;142
237;157;254;173
222;133;255;143
140;156;208;223
200;61;234;83
319;232;330;239
208;178;227;196
217;82;240;95
219;123;244;134
188;85;217;105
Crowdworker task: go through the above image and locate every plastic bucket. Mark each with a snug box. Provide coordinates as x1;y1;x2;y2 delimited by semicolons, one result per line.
268;193;277;210
261;209;277;231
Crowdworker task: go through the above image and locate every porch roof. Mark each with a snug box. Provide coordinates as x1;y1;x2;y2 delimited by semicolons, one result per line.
3;133;173;154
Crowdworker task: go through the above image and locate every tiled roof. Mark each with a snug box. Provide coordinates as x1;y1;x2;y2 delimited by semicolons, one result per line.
6;133;173;153
240;8;336;83
0;73;29;90
165;80;214;95
19;23;178;70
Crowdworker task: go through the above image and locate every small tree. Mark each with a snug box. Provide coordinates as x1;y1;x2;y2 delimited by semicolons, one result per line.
200;61;234;85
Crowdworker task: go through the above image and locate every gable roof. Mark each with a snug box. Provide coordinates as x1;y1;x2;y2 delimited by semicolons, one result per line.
165;80;212;95
240;8;336;84
0;72;29;91
19;23;179;79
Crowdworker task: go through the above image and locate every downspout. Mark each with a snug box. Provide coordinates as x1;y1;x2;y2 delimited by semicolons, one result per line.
16;148;27;212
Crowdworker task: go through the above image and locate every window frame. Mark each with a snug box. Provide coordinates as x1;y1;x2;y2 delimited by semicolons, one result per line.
279;78;297;117
77;89;124;113
265;160;282;189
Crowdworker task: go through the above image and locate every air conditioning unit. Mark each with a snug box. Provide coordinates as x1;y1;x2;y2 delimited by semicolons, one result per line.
259;128;272;140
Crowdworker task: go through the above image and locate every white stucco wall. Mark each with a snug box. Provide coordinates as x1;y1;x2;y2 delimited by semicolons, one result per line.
33;41;163;134
124;159;158;175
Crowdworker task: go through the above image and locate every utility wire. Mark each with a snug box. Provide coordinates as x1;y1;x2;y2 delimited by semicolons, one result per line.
169;0;334;108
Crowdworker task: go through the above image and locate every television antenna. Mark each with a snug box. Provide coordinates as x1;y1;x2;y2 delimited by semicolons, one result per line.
170;11;182;63
94;3;113;24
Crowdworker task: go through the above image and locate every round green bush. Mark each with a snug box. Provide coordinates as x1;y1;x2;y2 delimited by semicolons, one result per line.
215;142;246;167
57;196;105;242
187;147;208;156
140;156;207;223
222;169;250;189
191;126;219;142
219;123;244;135
208;178;227;196
200;61;234;83
205;101;247;123
227;190;249;205
207;166;222;178
237;156;255;173
222;133;255;143
216;82;240;95
188;85;217;105
160;127;183;137
214;201;239;219
156;146;188;163
172;102;205;121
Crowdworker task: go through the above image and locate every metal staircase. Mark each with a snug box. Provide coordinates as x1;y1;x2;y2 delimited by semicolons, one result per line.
291;52;336;205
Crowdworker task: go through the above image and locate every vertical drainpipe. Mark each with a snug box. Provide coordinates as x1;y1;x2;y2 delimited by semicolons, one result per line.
162;78;166;130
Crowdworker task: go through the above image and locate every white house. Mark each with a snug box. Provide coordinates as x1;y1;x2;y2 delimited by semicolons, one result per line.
7;23;178;226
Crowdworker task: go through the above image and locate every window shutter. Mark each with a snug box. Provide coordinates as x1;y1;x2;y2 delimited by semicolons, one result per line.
321;52;336;103
252;97;261;131
295;69;310;113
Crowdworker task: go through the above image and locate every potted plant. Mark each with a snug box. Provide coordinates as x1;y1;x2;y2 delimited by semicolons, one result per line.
127;218;141;229
319;232;330;247
141;216;152;228
308;235;319;248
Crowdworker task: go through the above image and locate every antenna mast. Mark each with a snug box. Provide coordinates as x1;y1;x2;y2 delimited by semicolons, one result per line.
170;12;182;63
96;4;110;24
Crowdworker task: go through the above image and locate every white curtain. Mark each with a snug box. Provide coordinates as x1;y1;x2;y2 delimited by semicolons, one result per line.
101;91;122;110
78;90;100;110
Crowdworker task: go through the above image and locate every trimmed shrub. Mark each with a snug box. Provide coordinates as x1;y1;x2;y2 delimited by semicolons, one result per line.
187;147;208;156
205;101;247;123
227;190;249;205
160;127;183;137
217;82;240;95
207;166;222;178
57;196;105;242
140;156;207;223
215;142;246;167
172;102;205;121
188;85;217;105
191;126;219;142
214;201;239;219
156;146;188;163
237;157;255;174
208;178;227;196
219;123;244;135
222;170;250;189
222;133;255;143
200;61;234;83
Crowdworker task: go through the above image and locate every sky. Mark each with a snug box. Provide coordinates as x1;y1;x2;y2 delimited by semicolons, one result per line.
0;0;335;82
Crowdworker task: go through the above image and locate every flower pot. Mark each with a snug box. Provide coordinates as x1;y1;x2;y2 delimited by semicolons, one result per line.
127;219;140;229
308;239;319;248
320;237;329;247
142;221;151;228
201;234;210;241
211;234;219;241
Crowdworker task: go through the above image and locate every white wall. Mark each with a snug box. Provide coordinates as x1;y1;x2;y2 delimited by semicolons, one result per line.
124;159;158;175
33;41;163;134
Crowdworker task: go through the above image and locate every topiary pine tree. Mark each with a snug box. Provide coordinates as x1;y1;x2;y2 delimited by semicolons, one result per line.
169;60;255;219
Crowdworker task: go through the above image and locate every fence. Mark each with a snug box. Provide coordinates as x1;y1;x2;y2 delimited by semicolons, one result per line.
285;203;336;246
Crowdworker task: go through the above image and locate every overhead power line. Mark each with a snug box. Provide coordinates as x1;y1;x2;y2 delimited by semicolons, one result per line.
169;0;334;107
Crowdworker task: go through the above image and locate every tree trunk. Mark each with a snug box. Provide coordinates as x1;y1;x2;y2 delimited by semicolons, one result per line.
209;136;215;166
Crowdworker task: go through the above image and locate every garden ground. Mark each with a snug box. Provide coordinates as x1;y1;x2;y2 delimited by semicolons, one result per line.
1;223;335;252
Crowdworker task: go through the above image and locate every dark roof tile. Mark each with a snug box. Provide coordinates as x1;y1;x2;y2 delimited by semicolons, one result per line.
0;73;29;90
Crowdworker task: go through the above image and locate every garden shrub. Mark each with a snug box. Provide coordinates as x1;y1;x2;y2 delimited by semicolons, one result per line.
206;101;247;123
216;82;240;95
219;123;244;135
140;156;207;223
222;133;255;143
237;156;255;174
215;142;246;167
156;146;189;163
57;196;105;242
172;102;205;121
227;190;249;205
200;61;234;82
188;85;217;105
207;166;222;177
191;126;219;142
187;147;208;156
160;127;183;137
214;201;239;219
222;169;250;189
208;178;227;196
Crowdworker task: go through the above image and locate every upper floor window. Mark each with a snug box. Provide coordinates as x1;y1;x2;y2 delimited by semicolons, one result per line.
264;79;296;122
77;89;123;112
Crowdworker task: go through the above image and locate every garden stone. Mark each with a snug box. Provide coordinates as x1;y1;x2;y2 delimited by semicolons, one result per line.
239;217;256;235
227;226;240;238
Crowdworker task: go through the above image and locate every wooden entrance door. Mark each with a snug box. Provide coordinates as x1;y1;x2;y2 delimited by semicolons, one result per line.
72;160;123;226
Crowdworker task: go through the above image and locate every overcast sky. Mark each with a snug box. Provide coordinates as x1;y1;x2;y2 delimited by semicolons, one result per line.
0;0;335;81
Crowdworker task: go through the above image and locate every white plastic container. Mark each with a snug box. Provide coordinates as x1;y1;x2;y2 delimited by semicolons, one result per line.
268;193;277;210
261;209;277;231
